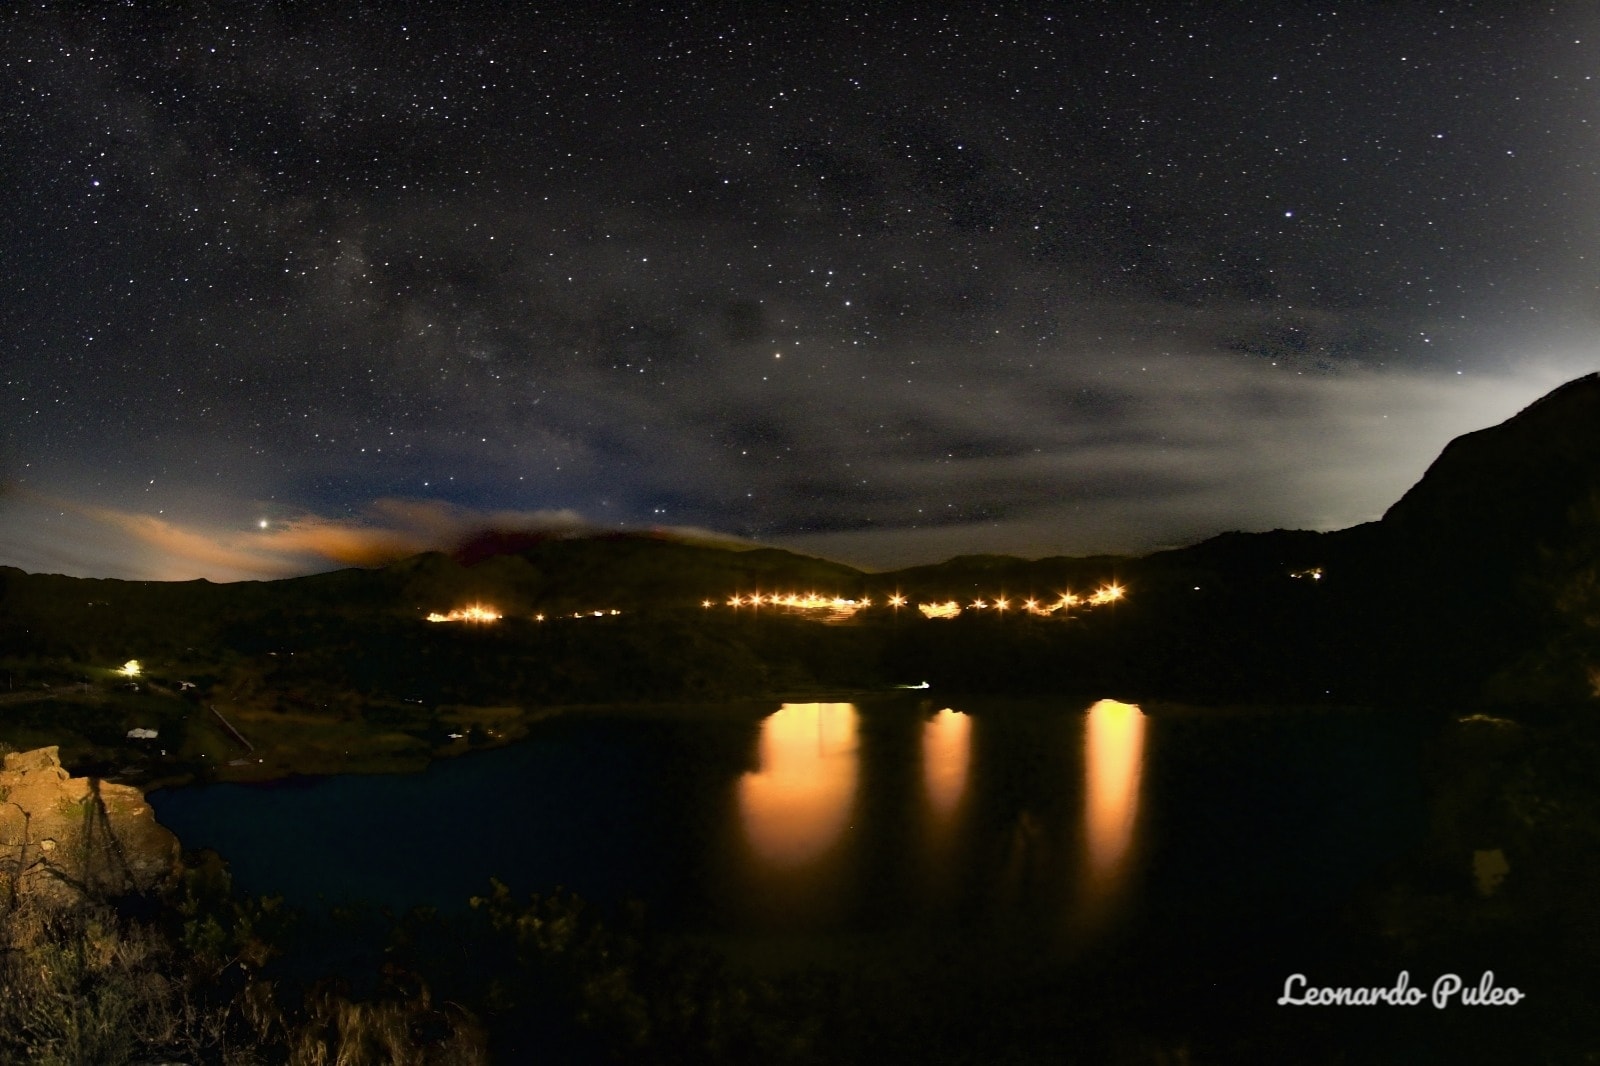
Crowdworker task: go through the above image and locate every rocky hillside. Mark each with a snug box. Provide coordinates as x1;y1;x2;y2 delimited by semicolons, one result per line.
0;746;180;906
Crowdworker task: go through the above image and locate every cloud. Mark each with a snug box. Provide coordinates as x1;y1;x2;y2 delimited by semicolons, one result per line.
768;355;1591;568
4;11;1594;582
1;491;599;581
82;505;303;579
6;333;1588;581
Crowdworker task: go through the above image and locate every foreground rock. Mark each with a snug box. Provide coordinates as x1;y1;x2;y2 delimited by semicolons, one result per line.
0;746;180;906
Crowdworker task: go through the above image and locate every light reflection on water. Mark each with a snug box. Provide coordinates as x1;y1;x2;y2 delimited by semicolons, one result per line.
736;703;979;871
737;703;859;867
151;696;1422;962
735;698;1145;935
1080;699;1146;925
922;707;972;829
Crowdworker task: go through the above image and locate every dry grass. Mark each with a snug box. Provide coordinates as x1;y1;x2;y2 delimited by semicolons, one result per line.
0;884;487;1065
0;894;180;1065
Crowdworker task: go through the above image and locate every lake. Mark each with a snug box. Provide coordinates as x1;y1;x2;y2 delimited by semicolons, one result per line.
149;696;1440;1058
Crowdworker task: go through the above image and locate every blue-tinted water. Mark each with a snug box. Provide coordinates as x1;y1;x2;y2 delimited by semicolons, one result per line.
149;699;1429;957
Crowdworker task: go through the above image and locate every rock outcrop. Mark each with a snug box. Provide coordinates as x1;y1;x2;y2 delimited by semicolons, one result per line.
0;746;180;906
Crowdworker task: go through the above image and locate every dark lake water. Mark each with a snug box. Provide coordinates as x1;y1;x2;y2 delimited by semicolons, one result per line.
147;699;1590;1063
149;697;1428;954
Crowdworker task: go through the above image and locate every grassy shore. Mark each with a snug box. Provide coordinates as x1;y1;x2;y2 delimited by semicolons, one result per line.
0;653;894;791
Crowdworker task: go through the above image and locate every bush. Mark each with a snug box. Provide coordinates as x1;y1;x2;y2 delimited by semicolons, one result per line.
0;895;182;1065
0;863;489;1065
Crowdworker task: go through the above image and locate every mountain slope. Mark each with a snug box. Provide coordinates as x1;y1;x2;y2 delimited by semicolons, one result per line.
3;375;1599;708
1381;372;1600;586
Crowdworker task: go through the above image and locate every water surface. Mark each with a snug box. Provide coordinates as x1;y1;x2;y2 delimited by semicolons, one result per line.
151;697;1426;963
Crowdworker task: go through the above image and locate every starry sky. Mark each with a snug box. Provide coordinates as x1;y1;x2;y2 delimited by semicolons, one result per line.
4;2;1599;581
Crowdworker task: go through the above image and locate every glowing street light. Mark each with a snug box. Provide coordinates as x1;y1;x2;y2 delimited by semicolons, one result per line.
1088;583;1124;606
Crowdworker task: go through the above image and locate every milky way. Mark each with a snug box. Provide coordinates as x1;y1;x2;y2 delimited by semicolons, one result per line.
3;4;1597;579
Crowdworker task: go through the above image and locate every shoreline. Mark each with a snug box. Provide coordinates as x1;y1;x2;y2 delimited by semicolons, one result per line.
134;687;901;793
129;690;1456;795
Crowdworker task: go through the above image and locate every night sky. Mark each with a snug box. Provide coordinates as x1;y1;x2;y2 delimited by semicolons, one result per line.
4;3;1598;581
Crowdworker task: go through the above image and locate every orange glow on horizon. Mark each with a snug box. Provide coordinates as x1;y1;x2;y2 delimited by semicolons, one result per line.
738;703;859;867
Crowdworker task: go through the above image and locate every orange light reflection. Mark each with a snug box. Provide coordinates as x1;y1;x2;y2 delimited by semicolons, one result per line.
1083;699;1145;893
738;703;859;867
922;708;972;824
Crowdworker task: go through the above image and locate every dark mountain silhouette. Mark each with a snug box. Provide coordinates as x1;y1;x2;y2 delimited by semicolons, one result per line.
2;374;1597;709
1364;371;1600;700
1380;372;1600;591
1133;372;1600;703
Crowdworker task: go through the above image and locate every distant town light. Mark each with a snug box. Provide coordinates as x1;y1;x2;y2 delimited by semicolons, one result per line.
120;660;142;677
702;582;1124;624
426;604;501;623
713;590;870;620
